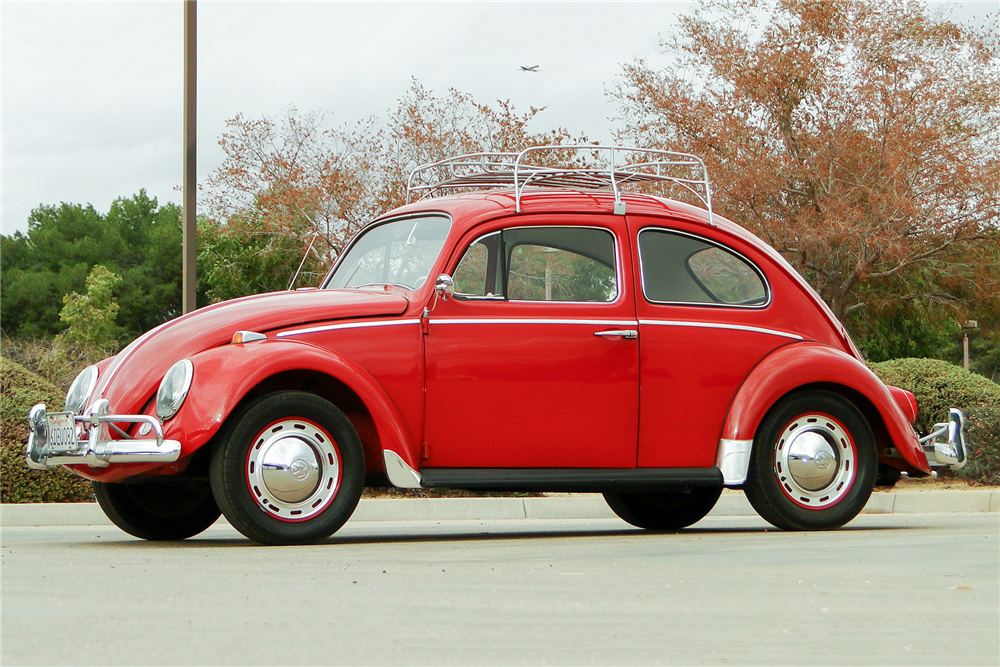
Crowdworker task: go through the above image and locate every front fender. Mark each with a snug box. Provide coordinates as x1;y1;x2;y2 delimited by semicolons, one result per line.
722;342;930;474
165;338;417;468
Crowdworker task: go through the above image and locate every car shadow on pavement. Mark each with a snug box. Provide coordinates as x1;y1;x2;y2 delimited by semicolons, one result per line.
73;521;914;549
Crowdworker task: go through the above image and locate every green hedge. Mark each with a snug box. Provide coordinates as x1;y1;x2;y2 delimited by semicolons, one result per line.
870;358;1000;485
1;356;94;503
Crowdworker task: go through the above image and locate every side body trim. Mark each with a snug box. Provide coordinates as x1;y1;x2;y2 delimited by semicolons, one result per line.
639;319;803;340
716;439;753;486
277;319;421;338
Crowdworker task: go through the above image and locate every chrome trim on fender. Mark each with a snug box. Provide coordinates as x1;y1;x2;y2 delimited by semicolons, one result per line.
26;400;181;470
383;450;423;489
716;438;753;486
277;319;421;338
639;319;803;340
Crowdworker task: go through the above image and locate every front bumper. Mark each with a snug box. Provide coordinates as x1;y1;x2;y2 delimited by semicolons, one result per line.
26;399;181;470
918;408;968;470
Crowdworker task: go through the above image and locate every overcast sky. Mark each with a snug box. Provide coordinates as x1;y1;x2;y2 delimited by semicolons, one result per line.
1;1;995;236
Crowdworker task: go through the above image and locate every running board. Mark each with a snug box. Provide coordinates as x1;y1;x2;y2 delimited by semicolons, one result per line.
420;467;723;493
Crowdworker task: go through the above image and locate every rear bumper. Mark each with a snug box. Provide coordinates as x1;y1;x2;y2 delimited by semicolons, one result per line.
26;400;181;470
918;408;968;470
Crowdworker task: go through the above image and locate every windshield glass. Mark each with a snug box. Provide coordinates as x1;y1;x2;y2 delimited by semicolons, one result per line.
326;215;452;290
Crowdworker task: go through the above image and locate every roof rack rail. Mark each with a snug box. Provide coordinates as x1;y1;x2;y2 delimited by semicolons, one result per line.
406;145;714;223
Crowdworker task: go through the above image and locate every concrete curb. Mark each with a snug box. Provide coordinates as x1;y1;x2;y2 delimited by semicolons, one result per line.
2;489;997;528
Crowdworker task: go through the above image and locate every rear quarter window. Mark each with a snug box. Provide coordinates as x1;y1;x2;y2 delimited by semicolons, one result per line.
638;229;769;307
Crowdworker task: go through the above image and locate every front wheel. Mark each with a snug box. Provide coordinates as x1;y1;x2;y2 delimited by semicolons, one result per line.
94;479;221;540
744;390;876;531
604;486;722;530
210;391;364;545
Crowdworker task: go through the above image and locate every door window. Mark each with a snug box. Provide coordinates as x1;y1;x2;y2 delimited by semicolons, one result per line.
452;226;617;302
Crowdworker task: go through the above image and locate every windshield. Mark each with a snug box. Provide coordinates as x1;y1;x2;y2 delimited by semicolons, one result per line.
326;215;452;290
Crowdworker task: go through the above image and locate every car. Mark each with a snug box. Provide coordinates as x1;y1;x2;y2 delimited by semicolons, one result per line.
26;146;969;545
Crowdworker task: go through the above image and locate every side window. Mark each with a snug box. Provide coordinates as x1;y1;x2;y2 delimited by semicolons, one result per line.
506;227;617;302
451;227;618;302
639;229;768;306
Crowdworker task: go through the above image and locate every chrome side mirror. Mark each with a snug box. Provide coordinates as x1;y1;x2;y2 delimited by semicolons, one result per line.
435;274;455;301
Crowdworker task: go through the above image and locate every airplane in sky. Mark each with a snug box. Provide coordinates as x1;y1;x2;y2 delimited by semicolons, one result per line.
519;65;539;72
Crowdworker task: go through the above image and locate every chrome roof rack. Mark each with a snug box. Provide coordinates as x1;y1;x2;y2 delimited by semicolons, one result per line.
406;145;714;223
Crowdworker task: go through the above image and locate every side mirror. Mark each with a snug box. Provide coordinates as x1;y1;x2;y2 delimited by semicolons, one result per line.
435;274;455;301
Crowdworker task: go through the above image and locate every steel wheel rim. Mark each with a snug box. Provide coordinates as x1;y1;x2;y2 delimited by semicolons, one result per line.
773;413;856;509
245;418;341;522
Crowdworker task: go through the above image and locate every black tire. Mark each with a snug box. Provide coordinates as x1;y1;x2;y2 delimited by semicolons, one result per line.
209;391;364;545
744;390;876;531
94;479;221;541
604;486;723;530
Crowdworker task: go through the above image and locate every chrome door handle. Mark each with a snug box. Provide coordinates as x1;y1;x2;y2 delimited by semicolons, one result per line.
594;329;638;340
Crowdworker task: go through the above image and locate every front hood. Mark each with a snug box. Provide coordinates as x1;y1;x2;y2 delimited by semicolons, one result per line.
95;289;409;415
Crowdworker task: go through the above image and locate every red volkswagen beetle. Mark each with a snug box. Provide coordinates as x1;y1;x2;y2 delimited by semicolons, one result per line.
27;147;968;544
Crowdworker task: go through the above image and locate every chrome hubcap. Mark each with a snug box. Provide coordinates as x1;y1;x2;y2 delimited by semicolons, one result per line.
261;436;320;503
246;419;340;521
774;414;855;509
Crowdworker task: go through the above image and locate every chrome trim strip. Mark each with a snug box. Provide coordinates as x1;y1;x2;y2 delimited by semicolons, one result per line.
433;318;639;326
638;319;803;340
277;319;421;338
383;450;423;489
716;438;753;486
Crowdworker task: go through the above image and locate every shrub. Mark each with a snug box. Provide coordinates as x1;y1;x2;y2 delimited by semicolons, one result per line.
1;356;94;503
870;358;1000;485
1;336;109;394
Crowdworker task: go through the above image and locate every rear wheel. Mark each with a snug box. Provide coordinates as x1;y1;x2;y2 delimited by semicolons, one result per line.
94;479;221;540
604;486;722;530
744;390;876;530
210;391;364;545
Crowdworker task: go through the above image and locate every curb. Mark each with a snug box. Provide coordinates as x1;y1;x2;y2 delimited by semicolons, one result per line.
2;490;997;528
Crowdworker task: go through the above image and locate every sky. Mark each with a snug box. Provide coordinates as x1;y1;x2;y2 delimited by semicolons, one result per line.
1;1;996;237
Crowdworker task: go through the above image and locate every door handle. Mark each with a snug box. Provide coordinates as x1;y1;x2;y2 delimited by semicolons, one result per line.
594;329;638;340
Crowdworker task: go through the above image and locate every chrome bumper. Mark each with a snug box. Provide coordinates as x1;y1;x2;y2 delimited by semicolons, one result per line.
26;399;181;470
918;408;968;470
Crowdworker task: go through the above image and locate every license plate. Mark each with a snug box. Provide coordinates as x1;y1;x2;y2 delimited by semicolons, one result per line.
45;412;79;453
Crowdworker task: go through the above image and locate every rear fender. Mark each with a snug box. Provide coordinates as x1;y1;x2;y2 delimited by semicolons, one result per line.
165;338;418;470
722;343;930;475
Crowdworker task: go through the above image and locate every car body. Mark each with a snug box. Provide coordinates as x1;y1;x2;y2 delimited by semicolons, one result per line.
26;147;968;544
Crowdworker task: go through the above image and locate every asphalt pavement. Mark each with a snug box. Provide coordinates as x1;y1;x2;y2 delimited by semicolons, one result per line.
2;512;998;666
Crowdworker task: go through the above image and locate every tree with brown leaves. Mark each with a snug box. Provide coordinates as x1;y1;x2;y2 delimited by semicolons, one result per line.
613;0;1000;345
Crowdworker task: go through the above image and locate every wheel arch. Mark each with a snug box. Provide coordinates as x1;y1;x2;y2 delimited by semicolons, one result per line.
721;343;930;476
164;339;417;479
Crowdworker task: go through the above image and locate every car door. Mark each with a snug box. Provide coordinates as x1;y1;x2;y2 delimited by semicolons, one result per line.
422;215;639;469
628;216;795;468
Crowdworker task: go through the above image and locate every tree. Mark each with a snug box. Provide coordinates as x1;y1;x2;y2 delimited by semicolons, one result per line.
612;0;1000;347
1;191;200;340
200;79;586;298
58;265;122;354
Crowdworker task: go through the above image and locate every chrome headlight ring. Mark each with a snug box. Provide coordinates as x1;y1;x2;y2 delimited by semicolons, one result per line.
65;365;99;414
156;359;194;421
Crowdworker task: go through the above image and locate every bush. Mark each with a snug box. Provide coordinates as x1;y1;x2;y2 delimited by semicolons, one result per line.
1;356;94;503
870;358;1000;485
1;336;109;394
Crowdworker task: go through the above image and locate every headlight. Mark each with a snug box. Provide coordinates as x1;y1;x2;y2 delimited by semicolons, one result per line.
65;365;99;414
156;360;193;421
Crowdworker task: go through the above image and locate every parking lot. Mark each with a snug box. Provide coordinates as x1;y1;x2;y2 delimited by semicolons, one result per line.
2;512;997;665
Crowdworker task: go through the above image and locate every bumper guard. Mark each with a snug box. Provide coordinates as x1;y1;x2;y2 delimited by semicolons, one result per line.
917;408;968;470
26;399;181;470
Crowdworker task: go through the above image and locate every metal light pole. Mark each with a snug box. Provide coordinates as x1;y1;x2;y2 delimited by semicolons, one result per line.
182;0;197;313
